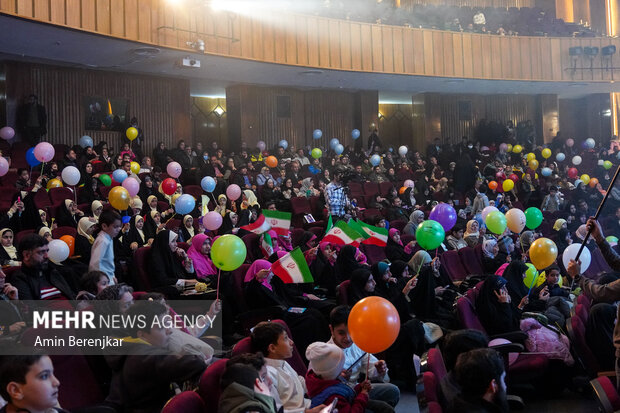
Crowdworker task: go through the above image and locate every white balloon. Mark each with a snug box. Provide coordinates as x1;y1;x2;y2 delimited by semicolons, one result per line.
481;206;499;221
572;156;582;166
585;138;596;149
561;243;591;273
398;146;408;157
61;166;81;186
48;239;70;264
598;160;605;166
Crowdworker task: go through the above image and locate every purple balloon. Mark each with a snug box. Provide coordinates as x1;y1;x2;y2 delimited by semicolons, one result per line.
428;203;457;232
0;127;15;140
204;211;223;231
122;177;140;197
34;142;55;162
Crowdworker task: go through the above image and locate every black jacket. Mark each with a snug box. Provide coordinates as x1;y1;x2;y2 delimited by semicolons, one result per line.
10;264;76;300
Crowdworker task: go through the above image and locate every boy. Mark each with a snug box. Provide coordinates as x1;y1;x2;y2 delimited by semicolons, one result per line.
250;322;324;413
219;353;278;413
0;355;65;413
541;186;563;213
327;306;399;411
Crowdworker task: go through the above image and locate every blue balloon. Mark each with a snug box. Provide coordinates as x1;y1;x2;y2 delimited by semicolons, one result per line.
334;144;344;155
112;169;127;183
556;153;566;162
330;138;340;150
201;176;216;192
313;129;323;140
474;213;485;229
175;194;195;215
574;179;583;187
370;154;381;167
279;140;288;149
26;148;40;167
352;129;360;139
541;167;552;177
80;135;93;148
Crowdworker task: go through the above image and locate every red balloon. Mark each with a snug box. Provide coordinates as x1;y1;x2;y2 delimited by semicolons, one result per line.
509;173;519;182
348;296;400;353
162;178;177;196
567;167;579;179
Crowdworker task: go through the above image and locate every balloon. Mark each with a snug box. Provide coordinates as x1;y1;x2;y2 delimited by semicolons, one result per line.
399;186;407;195
370;154;381;166
112;169;128;183
488;181;498;190
589;177;599;188
311;148;322;159
0;157;8;177
524;207;543;229
523;263;540;288
46;178;63;189
313;129;323;140
567;167;579;179
585;138;596;149
398;146;408;157
61;166;81;186
505;208;526;233
506;144;513;152
211;234;247;271
349;296;400;353
330;138;340;150
108;186;130;210
201;176;216;192
599;160;605;166
529;238;558;270
556;153;566;162
486;211;507;235
352;129;361;139
175;194;195;215
99;175;112;187
502;179;514;192
499;143;508;151
617;152;620;160
334;144;344;155
226;184;242;201
509;173;519;182
574;179;583;187
481;206;499;221
512;145;523;153
130;161;140;175
257;141;266;151
607;236;619;246
541;167;552;177
0;127;15;140
566;138;574;147
572;156;582;166
59;235;75;257
162;178;177;196
429;203;457;232
541;148;552;159
279;139;288;149
604;160;613;170
48;239;70;264
34;142;55;162
122;177;140;197
562;243;591;273
204;211;223;231
26;148;40;167
126;127;138;141
481;146;489;152
528;159;539;170
526;153;536;162
167;162;182;178
404;180;415;188
265;156;278;168
79;135;93;148
415;220;445;250
580;174;590;185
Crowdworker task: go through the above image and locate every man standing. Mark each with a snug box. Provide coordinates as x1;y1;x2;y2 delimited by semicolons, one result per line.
325;169;350;222
18;95;47;145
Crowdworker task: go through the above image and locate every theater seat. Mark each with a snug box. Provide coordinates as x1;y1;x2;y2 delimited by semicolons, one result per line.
52;226;77;239
162;391;206;413
423;371;440;404
458;246;484;275
197;358;228;413
49;187;75;205
590;376;620;413
440;250;468;281
336;280;351;305
132;247;152;291
566;315;607;377
52;355;104;409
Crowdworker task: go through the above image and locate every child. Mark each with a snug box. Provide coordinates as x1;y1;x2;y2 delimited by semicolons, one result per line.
446;224;467;250
541;186;563;213
305;342;370;413
89;210;122;285
0;355;66;413
218;354;278;413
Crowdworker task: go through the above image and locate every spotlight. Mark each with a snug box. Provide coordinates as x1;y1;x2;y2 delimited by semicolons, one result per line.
603;45;617;56
569;46;583;57
584;46;599;57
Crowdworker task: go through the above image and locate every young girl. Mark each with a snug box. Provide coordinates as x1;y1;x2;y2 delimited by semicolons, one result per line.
89;210;122;285
179;215;195;244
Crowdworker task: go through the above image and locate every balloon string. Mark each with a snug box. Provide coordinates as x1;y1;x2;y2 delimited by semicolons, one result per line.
216;268;221;301
366;353;370;382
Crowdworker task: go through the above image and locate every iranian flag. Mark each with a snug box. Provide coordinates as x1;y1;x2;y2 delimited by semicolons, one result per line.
322;221;364;246
262;210;292;236
241;214;271;234
272;248;314;284
349;219;388;247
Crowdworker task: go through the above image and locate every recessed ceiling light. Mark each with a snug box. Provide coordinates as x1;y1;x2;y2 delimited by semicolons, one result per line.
132;47;161;57
569;82;588;87
444;79;465;84
299;70;323;76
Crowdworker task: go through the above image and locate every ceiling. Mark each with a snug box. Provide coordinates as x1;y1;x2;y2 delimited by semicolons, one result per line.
1;14;620;103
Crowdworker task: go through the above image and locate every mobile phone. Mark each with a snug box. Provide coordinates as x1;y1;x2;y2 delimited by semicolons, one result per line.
320;398;338;413
287;307;307;314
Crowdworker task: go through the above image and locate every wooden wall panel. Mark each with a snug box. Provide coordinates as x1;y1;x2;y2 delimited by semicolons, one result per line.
401;0;534;6
443;32;454;76
452;33;463;77
382;26;394;73
371;25;383;71
392;28;404;73
350;23;362;70
412;30;425;74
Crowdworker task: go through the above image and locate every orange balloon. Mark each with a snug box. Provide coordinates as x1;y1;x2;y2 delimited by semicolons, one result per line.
529;237;558;270
46;178;63;189
265;156;278;168
108;186;130;210
589;177;599;188
60;235;75;256
488;181;498;190
348;296;400;353
399;186;407;194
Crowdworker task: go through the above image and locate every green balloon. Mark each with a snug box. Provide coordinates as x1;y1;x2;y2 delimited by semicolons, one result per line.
524;207;543;230
99;174;112;187
415;219;445;250
607;236;618;243
311;148;322;159
604;160;613;170
485;211;507;235
210;234;247;271
522;263;540;288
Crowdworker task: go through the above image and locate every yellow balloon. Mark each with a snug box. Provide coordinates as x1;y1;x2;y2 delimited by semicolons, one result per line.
502;179;514;192
528;159;539;170
507;144;513;152
108;186;130;210
526;153;536;162
529;237;558;270
46;178;63;189
580;174;590;185
512;145;523;153
126;127;138;141
541;148;552;159
522;172;539;179
130;161;140;175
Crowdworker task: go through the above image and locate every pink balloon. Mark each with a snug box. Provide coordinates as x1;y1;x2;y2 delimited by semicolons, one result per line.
122;177;140;197
226;184;241;201
403;180;414;188
566;138;574;147
0;127;15;140
33;142;55;162
0;157;8;176
204;211;223;231
166;162;182;178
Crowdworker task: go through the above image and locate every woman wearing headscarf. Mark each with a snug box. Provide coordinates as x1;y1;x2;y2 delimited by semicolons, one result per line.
138;175;160;206
400;187;417;210
385;229;415;263
296;231;317;253
481;238;504;274
308;242;338;296
121;215;147;255
0;229;19;266
143;210;163;244
38;226;52;242
178;215;195;244
186;234;217;279
79;177;103;205
214;194;230;217
260;179;285;209
147;229;196;297
240;190;260;210
333;245;365;283
475;275;521;335
39;209;50;228
299;178;319;198
56;199;84;228
463;219;481;248
519;230;535;258
402;210;425;236
553;218;567;232
91;200;103;222
220;211;241;235
75;217;97;265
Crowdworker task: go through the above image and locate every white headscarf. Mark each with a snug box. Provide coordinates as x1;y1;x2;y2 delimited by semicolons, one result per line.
78;217;96;244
